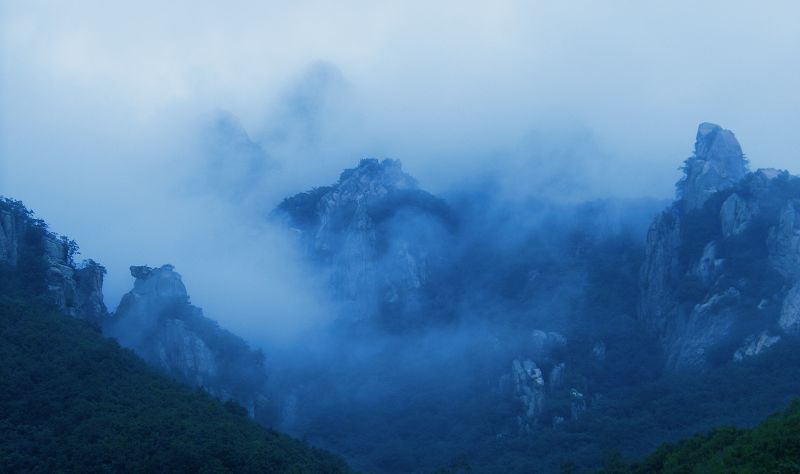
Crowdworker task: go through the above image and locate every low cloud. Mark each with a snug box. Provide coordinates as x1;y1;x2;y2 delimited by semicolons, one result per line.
2;0;799;341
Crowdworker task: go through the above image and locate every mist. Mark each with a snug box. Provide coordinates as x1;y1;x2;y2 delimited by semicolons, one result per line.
3;2;799;331
3;2;800;472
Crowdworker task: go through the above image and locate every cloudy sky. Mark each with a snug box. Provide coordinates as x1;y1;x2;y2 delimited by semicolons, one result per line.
1;1;799;338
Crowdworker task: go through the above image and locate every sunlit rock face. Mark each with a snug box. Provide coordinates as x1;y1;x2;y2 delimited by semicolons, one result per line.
274;158;456;327
639;123;800;371
105;265;270;419
0;200;107;323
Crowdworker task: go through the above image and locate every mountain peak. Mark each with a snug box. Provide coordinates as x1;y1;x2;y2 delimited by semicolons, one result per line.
129;264;187;300
336;158;418;194
694;122;744;163
678;123;748;210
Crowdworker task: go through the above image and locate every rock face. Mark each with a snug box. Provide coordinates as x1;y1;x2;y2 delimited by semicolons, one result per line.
274;159;456;326
733;331;781;361
508;331;572;432
677;122;748;211
720;193;756;238
0;199;107;323
0;205;23;266
108;265;190;348
767;199;800;279
105;265;270;419
570;389;586;421
639;207;683;336
639;123;800;370
512;359;545;431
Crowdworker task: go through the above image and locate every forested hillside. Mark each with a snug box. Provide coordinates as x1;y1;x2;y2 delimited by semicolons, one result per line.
0;224;350;473
601;399;800;473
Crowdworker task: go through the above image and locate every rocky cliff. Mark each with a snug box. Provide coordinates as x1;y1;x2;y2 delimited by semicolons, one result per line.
105;264;270;419
677;122;749;211
640;123;800;370
501;330;589;433
0;198;107;323
274;158;456;327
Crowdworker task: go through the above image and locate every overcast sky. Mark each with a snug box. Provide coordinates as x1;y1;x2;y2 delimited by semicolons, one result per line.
2;1;799;338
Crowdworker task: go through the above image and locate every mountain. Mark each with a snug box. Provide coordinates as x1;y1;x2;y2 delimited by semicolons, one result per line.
0;197;350;473
105;264;272;422
274;158;457;328
639;123;800;370
5;120;799;473
265;124;800;474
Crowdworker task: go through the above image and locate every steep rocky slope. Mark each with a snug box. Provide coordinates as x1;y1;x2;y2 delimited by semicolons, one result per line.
105;264;271;421
639;123;800;370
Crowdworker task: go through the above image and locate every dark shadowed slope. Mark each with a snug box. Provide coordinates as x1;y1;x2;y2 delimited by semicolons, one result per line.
602;399;800;473
0;291;350;473
0;197;351;474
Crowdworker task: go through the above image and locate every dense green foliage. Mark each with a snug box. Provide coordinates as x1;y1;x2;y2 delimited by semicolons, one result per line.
0;270;350;473
602;399;800;473
443;339;800;473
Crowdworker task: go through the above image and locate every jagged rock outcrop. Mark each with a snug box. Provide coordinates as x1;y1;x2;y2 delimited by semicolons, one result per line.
509;331;570;432
0;198;107;323
570;389;586;421
511;359;546;432
105;265;270;419
733;331;781;361
677;122;748;211
639;123;800;370
274;159;456;326
720;193;756;238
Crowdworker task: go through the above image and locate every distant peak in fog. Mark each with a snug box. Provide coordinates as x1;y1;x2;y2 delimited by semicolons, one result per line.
201;110;273;202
